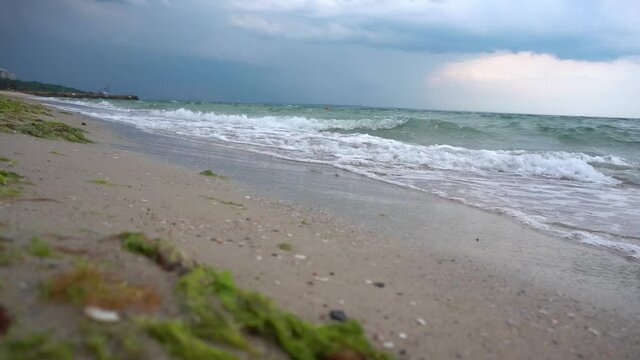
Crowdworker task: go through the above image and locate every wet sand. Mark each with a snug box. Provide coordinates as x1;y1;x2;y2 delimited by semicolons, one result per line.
1;91;639;359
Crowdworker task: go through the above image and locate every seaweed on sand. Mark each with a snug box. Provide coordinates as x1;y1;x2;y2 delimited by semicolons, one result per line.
0;96;91;143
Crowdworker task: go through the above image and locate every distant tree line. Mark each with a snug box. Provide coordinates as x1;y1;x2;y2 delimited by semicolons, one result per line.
0;78;88;94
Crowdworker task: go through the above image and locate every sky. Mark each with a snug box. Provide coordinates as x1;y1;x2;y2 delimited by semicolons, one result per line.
1;0;639;117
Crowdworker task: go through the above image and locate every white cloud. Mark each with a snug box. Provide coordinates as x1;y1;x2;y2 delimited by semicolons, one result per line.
426;52;640;118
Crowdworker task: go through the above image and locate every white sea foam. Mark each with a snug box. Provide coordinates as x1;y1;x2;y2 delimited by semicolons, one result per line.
151;108;409;131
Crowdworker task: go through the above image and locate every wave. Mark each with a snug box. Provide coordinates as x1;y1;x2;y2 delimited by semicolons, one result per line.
50;101;626;185
402;145;625;184
150;108;410;131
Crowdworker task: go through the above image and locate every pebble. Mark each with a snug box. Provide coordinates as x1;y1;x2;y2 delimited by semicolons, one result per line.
416;318;427;326
294;254;307;260
329;310;348;322
373;282;385;288
84;306;120;323
587;327;600;336
383;341;395;349
398;332;408;339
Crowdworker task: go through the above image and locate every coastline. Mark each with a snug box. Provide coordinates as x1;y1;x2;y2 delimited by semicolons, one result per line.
1;92;639;358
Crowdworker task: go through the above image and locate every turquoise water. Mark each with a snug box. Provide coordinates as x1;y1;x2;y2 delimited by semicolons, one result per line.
46;98;640;258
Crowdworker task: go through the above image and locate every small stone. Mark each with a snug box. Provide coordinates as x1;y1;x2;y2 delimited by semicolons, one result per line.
383;341;395;349
587;327;600;336
294;254;307;260
416;318;427;326
329;310;348;322
398;332;408;339
364;279;373;284
373;282;385;288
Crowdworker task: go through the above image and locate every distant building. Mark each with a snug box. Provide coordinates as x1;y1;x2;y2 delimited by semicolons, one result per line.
0;68;17;80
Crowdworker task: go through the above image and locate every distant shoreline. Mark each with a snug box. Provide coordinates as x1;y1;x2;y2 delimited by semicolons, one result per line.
11;89;139;101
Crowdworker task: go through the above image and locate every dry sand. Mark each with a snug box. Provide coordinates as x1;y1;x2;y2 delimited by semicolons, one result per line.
1;91;639;359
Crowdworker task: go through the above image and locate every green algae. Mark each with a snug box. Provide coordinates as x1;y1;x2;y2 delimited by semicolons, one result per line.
199;169;228;179
142;320;239;360
82;322;144;360
0;332;73;360
0;156;14;166
0;96;48;117
88;179;116;187
176;266;391;360
26;237;54;258
175;268;252;352
0;187;21;198
0;170;22;186
0;96;91;143
0;169;26;199
278;242;293;251
118;232;192;272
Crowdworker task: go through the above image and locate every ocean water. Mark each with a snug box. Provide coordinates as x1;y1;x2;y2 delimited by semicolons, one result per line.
45;98;640;259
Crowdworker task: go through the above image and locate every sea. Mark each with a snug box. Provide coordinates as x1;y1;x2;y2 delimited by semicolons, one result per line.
45;98;640;260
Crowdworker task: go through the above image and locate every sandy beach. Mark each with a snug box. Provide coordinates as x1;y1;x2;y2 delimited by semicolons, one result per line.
1;91;639;359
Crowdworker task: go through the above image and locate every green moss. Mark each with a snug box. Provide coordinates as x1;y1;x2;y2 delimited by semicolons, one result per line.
82;322;144;360
118;232;191;272
88;179;116;187
278;242;293;251
26;237;54;258
199;195;243;208
142;320;239;360
0;96;92;143
199;170;228;179
0;333;73;360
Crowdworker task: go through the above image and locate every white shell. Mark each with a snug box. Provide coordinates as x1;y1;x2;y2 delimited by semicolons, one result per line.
84;306;120;323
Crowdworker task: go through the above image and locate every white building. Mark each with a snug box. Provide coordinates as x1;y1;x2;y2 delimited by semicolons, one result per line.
0;68;17;80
